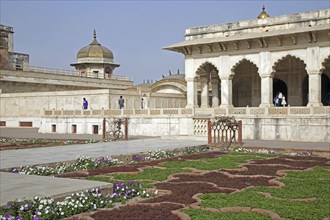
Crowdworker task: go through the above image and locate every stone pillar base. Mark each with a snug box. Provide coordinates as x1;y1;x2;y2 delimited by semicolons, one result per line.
186;104;199;108
307;102;323;107
220;104;234;108
259;103;274;107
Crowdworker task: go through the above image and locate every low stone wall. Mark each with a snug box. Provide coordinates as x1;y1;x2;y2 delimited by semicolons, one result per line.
1;106;329;142
38;116;193;137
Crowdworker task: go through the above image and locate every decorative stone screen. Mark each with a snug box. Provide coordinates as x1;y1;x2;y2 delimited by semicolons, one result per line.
208;116;242;150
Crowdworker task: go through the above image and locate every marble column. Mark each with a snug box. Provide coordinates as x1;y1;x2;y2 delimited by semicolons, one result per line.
307;71;322;106
259;75;273;107
186;78;198;108
211;78;220;107
220;76;233;108
200;78;209;108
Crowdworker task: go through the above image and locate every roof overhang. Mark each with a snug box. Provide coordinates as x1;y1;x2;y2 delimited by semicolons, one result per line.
163;24;329;52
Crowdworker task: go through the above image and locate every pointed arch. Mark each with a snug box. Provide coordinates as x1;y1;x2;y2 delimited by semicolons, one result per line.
195;61;220;108
272;54;306;75
320;55;330;78
196;61;219;76
320;55;330;105
272;55;307;106
232;59;260;107
231;58;259;73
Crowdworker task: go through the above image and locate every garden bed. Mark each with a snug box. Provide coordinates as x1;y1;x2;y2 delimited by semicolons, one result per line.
0;138;98;151
64;153;329;220
3;148;330;220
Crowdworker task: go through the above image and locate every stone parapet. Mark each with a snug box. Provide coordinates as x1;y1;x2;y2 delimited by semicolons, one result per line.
185;9;330;40
43;108;194;118
41;106;330;118
0;69;133;93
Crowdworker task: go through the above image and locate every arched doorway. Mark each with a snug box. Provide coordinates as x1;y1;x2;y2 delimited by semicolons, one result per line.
232;59;260;107
272;55;307;106
321;75;330;105
195;62;220;108
302;76;309;106
273;78;288;105
321;56;330;106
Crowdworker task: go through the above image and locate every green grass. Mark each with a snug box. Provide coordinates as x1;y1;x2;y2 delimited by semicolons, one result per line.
251;166;330;199
198;166;330;220
182;209;271;220
85;153;329;219
160;153;271;170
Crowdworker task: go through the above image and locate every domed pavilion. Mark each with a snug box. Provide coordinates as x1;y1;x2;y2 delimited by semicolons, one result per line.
71;30;120;79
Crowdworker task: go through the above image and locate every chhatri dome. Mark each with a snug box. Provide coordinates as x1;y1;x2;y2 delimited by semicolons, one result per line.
257;5;270;19
77;30;114;61
71;30;119;79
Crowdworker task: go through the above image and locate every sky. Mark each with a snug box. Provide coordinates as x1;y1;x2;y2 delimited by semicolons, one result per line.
1;0;329;84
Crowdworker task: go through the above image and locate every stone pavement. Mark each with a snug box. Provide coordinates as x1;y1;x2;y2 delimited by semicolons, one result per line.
243;139;330;152
0;128;329;206
0;134;206;205
0;172;112;206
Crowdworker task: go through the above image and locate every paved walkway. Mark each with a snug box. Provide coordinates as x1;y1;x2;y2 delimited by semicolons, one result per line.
0;136;206;205
243;140;330;151
0;128;329;206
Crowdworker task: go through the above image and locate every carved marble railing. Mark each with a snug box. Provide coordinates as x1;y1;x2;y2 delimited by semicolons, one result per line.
27;65;132;81
44;108;194;117
214;106;330;116
43;106;330;118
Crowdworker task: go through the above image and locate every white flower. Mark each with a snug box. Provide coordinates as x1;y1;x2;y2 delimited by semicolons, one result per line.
155;190;158;195
20;206;24;211
38;204;43;210
61;212;64;215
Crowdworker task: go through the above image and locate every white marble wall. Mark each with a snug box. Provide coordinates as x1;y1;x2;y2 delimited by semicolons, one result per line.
28;114;329;142
38;116;193;137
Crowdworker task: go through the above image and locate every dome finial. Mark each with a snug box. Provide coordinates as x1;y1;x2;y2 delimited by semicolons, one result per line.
90;29;101;45
257;5;269;19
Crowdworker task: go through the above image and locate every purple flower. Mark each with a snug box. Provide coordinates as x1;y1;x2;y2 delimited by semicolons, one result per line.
6;213;11;218
18;217;23;220
34;217;40;220
11;168;18;173
6;205;12;209
24;205;29;211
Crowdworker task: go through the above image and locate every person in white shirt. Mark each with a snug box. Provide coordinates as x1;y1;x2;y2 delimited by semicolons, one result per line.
282;96;287;106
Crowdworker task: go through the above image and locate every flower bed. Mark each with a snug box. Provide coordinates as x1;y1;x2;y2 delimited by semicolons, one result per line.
57;151;224;178
13;156;122;176
0;181;151;220
0;138;99;151
4;147;330;219
12;147;211;176
90;203;183;220
75;154;329;220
